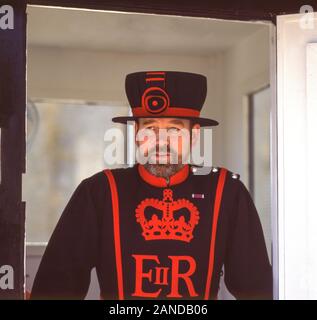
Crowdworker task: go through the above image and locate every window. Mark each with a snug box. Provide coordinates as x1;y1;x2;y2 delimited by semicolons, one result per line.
24;99;129;242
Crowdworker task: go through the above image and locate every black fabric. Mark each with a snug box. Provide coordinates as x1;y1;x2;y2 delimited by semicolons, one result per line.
125;71;207;112
112;115;219;127
30;165;272;300
112;71;219;127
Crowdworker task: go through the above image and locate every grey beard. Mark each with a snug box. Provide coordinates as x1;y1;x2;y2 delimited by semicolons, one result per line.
143;163;185;179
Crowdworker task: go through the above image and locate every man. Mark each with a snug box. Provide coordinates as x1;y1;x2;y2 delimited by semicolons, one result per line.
31;71;272;300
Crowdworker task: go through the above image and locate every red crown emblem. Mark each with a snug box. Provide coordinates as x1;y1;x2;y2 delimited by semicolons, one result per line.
135;189;200;243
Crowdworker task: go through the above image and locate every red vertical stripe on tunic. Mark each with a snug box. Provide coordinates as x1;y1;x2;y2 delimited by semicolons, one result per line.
104;169;124;300
204;168;227;300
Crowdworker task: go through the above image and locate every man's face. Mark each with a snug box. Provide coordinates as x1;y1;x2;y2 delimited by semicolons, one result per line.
135;117;200;165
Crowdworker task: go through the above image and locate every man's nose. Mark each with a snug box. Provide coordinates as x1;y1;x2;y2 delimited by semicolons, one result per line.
156;134;169;147
156;128;170;141
156;141;169;151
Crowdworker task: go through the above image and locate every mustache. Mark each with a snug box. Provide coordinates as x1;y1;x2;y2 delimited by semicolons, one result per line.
147;145;177;155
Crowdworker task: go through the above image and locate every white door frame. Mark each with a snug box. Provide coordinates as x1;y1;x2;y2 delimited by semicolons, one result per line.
277;12;317;300
269;21;279;300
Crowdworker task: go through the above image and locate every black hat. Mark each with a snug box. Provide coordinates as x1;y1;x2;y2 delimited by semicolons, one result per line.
112;70;219;127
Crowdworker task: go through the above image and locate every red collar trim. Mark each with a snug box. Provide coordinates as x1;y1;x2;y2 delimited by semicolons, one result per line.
138;164;190;187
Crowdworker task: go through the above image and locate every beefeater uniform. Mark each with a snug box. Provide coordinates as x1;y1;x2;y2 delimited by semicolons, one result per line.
31;71;273;300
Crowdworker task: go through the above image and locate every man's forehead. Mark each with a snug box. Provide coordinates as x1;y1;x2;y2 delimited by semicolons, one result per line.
138;118;189;125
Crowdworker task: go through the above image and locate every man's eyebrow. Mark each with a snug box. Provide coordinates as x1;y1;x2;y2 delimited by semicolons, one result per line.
139;119;186;126
166;119;186;126
140;119;158;126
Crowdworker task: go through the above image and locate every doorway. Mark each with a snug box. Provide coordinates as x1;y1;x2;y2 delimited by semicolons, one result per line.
23;5;276;299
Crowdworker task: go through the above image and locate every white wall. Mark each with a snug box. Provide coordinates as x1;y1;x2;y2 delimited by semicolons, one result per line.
27;47;222;106
222;27;271;185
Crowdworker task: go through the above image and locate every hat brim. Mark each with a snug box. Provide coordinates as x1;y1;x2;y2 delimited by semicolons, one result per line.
112;116;219;127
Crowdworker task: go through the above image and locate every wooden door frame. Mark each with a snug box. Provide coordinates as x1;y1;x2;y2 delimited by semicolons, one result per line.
1;0;313;300
0;0;27;300
26;0;317;22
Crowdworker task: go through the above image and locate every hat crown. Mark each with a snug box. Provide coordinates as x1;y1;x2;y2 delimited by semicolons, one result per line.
125;71;207;116
112;70;219;127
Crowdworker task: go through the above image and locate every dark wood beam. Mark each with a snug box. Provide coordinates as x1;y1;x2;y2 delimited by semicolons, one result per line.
26;0;317;22
0;0;27;299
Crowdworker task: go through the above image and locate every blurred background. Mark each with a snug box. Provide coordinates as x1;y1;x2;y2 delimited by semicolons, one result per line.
24;5;272;299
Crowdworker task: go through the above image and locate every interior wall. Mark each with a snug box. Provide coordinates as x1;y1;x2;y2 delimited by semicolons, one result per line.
222;26;271;185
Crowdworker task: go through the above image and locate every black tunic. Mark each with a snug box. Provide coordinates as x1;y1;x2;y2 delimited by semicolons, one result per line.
30;164;272;300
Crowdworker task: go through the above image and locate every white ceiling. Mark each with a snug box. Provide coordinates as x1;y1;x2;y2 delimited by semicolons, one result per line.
27;6;269;55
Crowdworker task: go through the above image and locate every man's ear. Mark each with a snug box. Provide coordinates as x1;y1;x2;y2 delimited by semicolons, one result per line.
191;123;200;146
134;121;138;142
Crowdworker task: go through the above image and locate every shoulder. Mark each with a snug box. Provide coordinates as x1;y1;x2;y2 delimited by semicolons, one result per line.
190;164;247;196
81;165;137;188
70;166;137;212
190;164;241;182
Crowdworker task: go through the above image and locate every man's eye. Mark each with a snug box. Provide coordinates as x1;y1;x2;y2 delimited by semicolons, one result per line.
145;126;156;131
168;127;181;132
